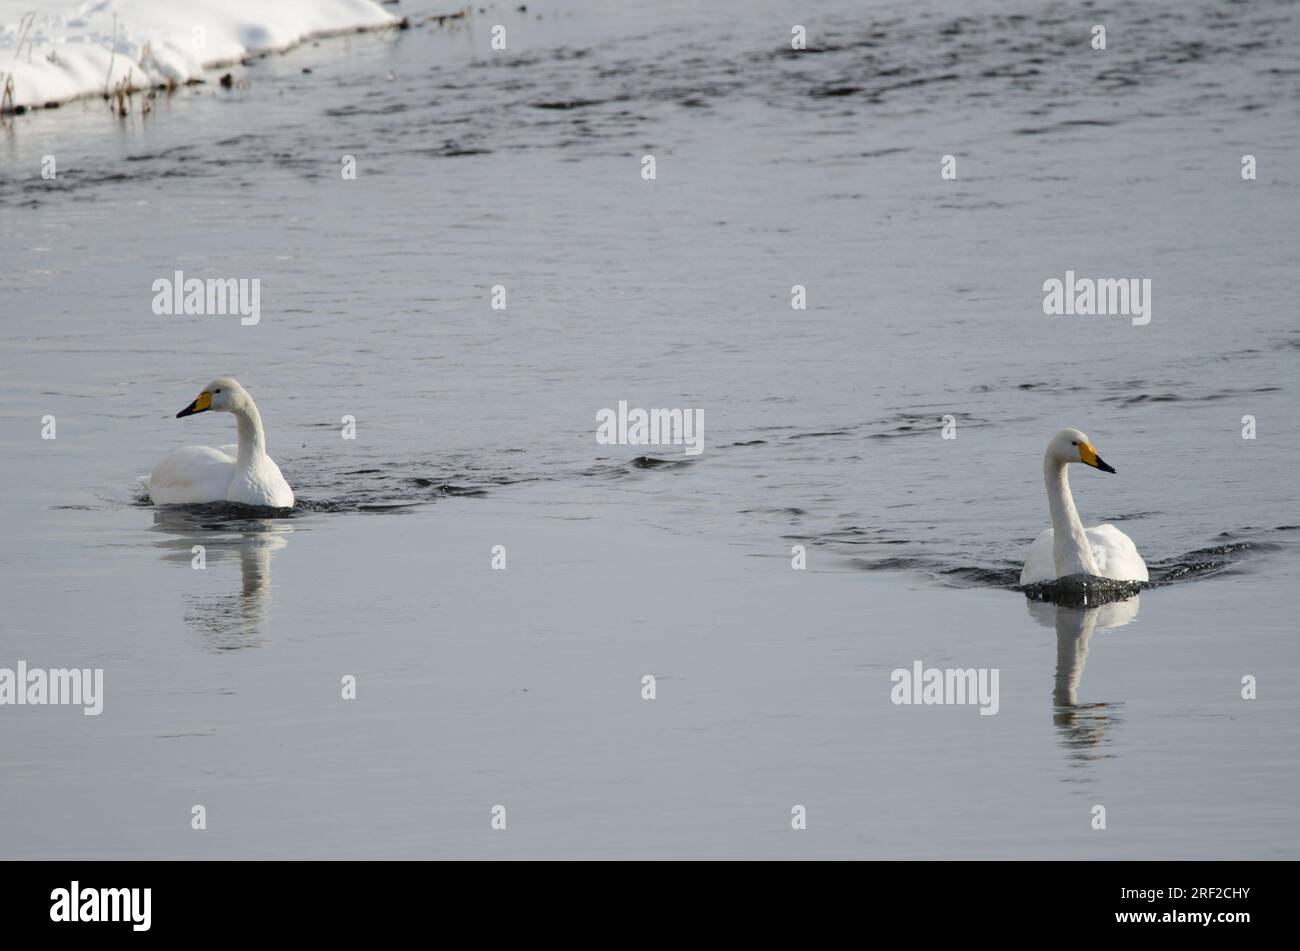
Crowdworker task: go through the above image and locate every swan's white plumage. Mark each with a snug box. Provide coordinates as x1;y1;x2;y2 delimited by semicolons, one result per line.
1019;428;1147;585
147;444;239;505
147;379;294;508
1020;523;1148;585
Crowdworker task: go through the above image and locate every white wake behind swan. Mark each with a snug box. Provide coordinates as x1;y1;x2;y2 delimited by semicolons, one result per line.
147;378;294;508
1020;428;1148;585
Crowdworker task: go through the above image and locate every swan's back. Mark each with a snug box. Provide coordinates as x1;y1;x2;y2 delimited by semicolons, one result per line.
1020;524;1149;585
1087;523;1149;582
147;444;238;505
1020;528;1056;585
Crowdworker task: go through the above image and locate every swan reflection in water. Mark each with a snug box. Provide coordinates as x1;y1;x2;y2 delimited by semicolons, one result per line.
1026;595;1140;761
150;507;292;650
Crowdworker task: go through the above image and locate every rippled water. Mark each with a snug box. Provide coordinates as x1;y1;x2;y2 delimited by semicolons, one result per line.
1;0;1298;858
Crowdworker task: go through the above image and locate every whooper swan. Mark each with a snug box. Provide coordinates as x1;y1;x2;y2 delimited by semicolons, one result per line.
1020;428;1147;585
147;378;294;508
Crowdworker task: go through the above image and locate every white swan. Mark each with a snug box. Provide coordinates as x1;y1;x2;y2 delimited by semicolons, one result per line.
147;378;295;508
1020;428;1148;585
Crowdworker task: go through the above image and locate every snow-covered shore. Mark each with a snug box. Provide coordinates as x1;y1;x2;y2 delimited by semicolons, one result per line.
0;0;399;113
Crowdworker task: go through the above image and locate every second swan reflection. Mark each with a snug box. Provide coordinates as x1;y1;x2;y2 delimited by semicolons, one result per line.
150;508;292;651
1027;596;1140;762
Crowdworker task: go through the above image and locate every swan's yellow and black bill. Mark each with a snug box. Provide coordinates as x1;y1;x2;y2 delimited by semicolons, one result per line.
1079;441;1116;473
176;391;212;418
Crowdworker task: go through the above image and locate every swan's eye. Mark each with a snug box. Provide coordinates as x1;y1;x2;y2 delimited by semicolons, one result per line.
214;389;222;394
1071;440;1077;446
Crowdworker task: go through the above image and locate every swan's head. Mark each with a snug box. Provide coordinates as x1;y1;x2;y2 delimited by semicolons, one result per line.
176;378;248;418
1048;428;1116;472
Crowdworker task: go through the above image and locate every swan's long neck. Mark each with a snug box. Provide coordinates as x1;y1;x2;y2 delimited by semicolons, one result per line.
232;400;268;468
1045;455;1099;577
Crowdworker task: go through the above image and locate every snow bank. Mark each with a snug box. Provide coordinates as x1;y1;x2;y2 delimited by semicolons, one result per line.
0;0;398;112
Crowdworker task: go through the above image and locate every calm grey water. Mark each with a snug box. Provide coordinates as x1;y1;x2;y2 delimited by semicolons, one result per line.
1;0;1298;858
